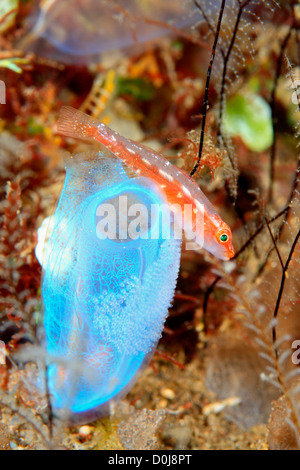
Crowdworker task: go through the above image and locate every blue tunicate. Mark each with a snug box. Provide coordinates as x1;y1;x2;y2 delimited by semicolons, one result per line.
41;149;181;423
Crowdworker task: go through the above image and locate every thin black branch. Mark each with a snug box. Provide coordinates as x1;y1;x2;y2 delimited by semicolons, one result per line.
264;216;284;270
233;205;289;259
193;0;216;37
272;229;300;357
193;0;226;59
190;0;226;177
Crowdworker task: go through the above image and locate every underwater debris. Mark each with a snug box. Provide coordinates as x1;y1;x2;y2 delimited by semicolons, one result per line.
117;408;167;450
0;0;18;34
0;57;30;74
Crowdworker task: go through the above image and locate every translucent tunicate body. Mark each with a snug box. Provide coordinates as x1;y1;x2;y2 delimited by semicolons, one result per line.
18;0;202;64
41;149;181;423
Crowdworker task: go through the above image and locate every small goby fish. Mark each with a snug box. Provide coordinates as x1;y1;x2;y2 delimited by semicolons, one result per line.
57;106;234;260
